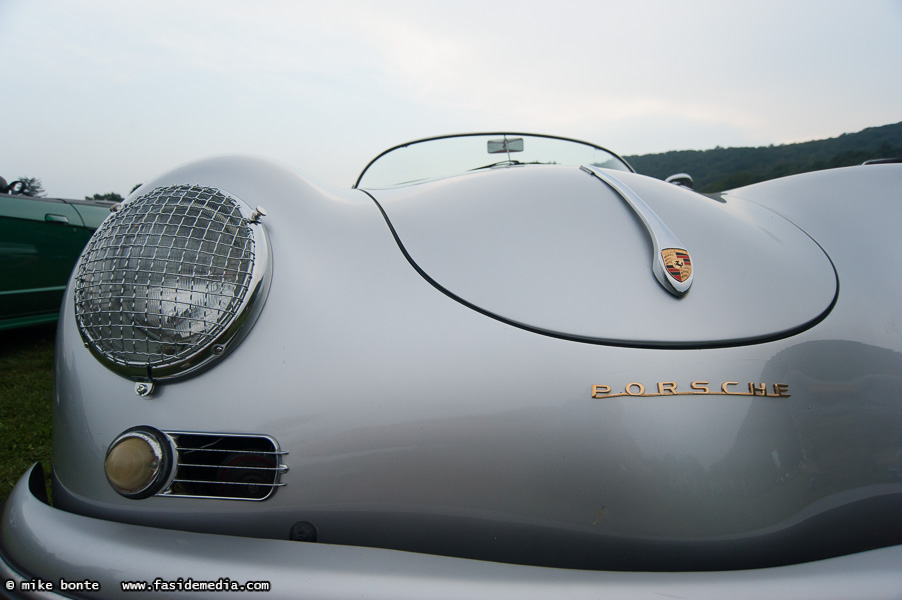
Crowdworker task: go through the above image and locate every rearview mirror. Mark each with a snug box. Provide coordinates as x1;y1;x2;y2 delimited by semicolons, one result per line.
487;138;524;154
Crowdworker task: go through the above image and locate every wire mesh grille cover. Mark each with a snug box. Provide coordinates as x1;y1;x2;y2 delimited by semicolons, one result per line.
74;185;256;372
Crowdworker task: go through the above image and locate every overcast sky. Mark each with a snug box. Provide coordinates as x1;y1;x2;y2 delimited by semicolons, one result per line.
1;0;900;198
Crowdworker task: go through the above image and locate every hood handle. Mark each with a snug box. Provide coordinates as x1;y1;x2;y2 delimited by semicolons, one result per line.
581;165;693;297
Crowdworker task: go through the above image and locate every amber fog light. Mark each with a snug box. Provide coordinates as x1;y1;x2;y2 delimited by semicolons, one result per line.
105;428;173;499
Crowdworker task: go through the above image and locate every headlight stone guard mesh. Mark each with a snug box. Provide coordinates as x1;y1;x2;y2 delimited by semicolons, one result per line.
74;184;264;379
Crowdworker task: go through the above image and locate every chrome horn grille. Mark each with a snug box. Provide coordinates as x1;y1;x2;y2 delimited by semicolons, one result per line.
162;432;288;501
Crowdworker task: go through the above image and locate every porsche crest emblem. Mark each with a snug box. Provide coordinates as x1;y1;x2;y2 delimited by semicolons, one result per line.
662;248;692;283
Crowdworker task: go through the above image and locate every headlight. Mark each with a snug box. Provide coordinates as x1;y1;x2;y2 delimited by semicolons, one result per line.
73;184;271;382
104;427;174;499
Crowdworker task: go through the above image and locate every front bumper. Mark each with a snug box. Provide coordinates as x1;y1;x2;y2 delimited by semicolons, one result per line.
3;465;902;600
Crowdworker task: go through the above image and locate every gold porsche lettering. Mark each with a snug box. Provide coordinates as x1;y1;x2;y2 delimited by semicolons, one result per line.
625;382;645;396
592;385;611;397
591;381;790;399
722;381;739;393
749;382;767;396
657;382;677;394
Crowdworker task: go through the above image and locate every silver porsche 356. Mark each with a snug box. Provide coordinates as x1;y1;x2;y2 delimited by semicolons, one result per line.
2;133;901;598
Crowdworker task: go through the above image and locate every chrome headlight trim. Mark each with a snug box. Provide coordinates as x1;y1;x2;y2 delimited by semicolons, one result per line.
74;184;272;382
104;427;176;499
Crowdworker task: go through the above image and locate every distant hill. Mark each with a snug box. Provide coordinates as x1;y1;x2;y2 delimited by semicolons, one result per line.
625;121;902;192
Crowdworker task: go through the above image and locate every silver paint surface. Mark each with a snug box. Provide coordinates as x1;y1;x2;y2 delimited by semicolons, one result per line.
3;157;901;592
367;166;837;345
4;466;902;599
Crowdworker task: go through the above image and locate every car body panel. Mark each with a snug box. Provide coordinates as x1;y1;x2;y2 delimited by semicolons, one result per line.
0;193;113;330
42;156;902;566
4;466;902;600
366;166;838;346
2;142;901;595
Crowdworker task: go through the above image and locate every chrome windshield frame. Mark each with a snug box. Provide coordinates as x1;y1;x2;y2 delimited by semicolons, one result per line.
354;132;634;189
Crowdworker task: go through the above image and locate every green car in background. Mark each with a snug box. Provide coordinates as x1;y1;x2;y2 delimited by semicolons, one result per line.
0;180;114;330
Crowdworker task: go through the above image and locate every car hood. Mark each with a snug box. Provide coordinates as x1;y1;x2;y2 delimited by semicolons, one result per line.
365;166;837;347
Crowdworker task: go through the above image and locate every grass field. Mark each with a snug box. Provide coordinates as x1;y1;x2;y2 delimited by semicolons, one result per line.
0;323;56;504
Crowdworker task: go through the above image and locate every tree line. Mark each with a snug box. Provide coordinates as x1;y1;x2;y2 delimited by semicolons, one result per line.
625;121;902;192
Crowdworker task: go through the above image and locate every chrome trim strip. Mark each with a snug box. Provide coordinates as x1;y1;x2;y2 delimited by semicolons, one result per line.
159;431;288;501
176;463;289;471
581;165;693;297
169;479;287;487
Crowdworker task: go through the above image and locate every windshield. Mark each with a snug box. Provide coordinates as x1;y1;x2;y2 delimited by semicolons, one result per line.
355;133;632;189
